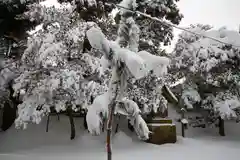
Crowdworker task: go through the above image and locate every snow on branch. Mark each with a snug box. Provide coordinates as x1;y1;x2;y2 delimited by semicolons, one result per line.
86;92;110;135
212;92;240;120
173;25;240;120
86;26;111;58
87;26;146;79
12;5;107;128
87;26;170;80
181;86;201;109
117;98;149;140
118;0;137;15
174;25;240;73
138;50;170;77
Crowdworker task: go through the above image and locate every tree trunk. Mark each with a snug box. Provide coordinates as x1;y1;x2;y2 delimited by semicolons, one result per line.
67;107;75;140
46;114;50;132
57;113;60;121
1;82;17;131
84;113;88;130
106;101;117;160
1;101;16;131
218;116;225;136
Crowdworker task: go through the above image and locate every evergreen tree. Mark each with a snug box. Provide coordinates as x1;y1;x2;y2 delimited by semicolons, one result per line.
109;0;183;55
85;0;170;140
171;24;240;131
12;1;107;129
0;0;39;131
59;0;183;55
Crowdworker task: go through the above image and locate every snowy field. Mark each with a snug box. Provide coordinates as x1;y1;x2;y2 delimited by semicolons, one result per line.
0;112;240;160
0;116;240;160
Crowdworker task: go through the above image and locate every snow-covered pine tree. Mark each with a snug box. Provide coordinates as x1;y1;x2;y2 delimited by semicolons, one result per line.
109;0;183;55
11;1;107;133
0;0;40;131
61;0;183;55
0;0;38;41
1;0;171;142
85;1;170;159
171;24;240;134
0;0;40;100
85;0;170;141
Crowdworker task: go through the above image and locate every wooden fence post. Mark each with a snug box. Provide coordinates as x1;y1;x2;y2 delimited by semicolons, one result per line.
181;108;187;137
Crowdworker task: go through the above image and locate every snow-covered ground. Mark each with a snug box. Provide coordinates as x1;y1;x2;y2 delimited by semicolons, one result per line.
1;111;240;160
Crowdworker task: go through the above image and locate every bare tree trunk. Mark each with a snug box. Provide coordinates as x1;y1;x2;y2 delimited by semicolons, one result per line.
84;113;88;130
46;114;50;132
57;113;60;121
67;107;75;140
218;116;225;136
106;101;117;160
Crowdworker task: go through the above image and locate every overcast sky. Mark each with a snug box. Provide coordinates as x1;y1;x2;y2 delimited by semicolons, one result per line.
166;0;240;51
178;0;240;29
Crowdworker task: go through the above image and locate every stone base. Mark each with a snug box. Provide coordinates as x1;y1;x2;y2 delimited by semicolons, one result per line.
146;118;177;145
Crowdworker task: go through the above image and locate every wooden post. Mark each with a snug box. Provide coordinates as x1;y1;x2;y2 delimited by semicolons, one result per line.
106;101;117;160
106;76;119;160
181;108;186;137
218;116;225;136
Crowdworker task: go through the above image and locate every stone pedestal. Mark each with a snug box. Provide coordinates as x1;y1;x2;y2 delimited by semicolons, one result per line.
146;117;177;145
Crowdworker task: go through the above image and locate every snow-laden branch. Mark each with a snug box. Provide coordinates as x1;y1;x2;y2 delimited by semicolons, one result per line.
86;27;170;80
86;92;110;135
117;98;149;140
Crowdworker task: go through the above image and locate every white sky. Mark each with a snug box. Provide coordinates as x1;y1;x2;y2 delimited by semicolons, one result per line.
165;0;240;52
178;0;240;30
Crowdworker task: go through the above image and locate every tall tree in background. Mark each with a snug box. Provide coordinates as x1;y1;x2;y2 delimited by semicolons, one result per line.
0;0;40;131
171;24;240;135
112;0;183;55
0;0;38;35
12;1;107;131
60;0;183;55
